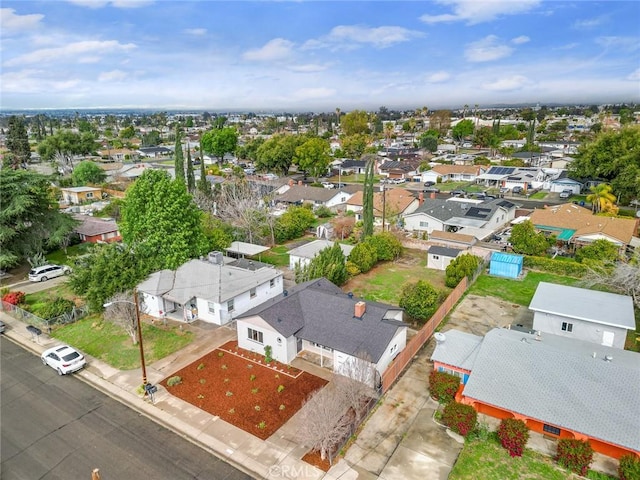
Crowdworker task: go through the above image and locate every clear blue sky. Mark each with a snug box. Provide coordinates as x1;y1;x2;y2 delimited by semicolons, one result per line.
1;1;639;111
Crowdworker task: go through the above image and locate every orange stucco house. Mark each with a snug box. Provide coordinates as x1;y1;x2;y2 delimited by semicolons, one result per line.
431;328;640;460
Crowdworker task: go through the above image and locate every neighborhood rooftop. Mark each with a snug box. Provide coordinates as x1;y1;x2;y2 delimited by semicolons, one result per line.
237;278;406;363
529;282;635;330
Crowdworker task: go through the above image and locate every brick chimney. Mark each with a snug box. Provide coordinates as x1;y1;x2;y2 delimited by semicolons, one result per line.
419;192;424;205
354;301;366;318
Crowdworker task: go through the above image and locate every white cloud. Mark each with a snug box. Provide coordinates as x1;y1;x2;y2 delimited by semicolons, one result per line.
99;70;128;82
573;16;605;29
243;38;294;61
325;25;424;48
0;8;44;34
288;64;329;73
4;40;136;67
184;28;207;36
66;0;153;9
482;75;532;91
465;35;513;62
595;36;639;51
554;43;578;51
0;69;80;93
628;68;640;81
426;71;451;83
293;87;336;100
511;35;530;45
420;0;540;25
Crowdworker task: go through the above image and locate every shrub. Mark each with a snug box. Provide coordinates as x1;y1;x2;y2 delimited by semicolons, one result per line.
199;378;206;384
251;388;259;394
314;205;333;218
217;351;224;357
399;280;443;324
445;253;480;288
428;370;460;404
221;364;228;370
249;374;256;381
257;421;266;429
197;363;205;370
619;454;640;480
348;241;378;273
365;232;403;261
442;401;477;437
167;376;182;387
279;404;286;411
228;408;235;414
36;297;76;320
277;384;285;393
264;345;273;363
497;418;530;457
225;391;233;397
345;260;361;277
2;291;25;305
556;438;594;476
523;256;588;277
254;405;261;411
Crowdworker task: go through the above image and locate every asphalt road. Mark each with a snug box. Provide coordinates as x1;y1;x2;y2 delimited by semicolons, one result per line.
0;337;252;480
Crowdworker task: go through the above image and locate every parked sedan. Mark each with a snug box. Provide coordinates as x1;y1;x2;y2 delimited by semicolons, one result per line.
559;189;573;199
28;264;72;282
41;344;86;375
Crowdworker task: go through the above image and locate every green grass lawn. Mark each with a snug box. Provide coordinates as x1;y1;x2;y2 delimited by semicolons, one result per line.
468;271;580;306
52;315;194;370
258;245;292;267
46;243;93;266
449;434;575;480
529;191;548;200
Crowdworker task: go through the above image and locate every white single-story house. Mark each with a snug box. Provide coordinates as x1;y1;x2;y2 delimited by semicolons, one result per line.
403;198;516;240
235;278;407;386
137;252;283;325
427;245;463;270
548;177;583;194
60;186;102;204
421;165;485;184
287;239;355;270
529;282;635;349
275;185;354;209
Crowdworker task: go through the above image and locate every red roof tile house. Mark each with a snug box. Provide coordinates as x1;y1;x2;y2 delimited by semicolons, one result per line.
73;216;121;243
431;327;640;459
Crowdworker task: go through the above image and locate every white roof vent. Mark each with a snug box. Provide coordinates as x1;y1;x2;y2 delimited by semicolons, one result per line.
434;332;446;344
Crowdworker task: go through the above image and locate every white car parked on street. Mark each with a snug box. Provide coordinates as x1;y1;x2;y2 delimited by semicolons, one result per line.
41;344;86;375
28;264;72;282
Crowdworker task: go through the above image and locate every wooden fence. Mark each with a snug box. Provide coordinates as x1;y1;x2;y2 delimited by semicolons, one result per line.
381;277;468;393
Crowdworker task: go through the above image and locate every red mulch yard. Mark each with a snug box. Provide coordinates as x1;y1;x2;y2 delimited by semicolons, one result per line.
160;341;328;440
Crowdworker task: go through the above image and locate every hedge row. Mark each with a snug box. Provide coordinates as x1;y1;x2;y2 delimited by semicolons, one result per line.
428;370;460;404
523;256;588;277
442;401;477;437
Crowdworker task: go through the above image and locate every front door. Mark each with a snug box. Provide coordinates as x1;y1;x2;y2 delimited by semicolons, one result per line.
296;337;302;353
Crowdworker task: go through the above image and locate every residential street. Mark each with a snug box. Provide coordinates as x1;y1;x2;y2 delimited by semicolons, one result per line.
0;337;251;480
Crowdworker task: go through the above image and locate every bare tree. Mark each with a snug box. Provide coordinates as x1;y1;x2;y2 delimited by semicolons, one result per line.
581;259;640;309
296;384;351;463
103;291;140;345
334;351;378;422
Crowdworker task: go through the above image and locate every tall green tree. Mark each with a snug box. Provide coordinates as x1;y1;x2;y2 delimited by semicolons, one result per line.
340;110;370;136
201;127;238;164
399;280;442;324
445;253;480;288
361;157;376;239
256;133;305;176
294;243;348;286
569;126;640;202
0;169;78;269
186;146;196;193
341;133;369;159
69;243;153;312
120;170;209;270
510;220;549;256
37;130;96;168
72;160;106;185
5;116;31;169
197;139;211;197
452;119;474;142
174;128;185;184
294;137;331;181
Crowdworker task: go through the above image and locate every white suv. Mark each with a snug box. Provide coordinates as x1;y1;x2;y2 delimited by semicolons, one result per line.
28;264;72;282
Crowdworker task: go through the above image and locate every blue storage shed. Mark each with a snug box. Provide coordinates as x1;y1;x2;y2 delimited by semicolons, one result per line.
489;252;523;279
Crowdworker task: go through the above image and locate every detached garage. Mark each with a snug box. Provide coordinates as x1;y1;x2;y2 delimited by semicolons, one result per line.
489;252;523;279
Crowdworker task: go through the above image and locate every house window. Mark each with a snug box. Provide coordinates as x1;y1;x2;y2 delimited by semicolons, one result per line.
250;288;256;298
390;344;397;354
86;192;94;199
543;424;561;436
419;221;429;228
437;366;465;383
207;302;215;314
433;255;440;260
270;278;275;288
312;342;333;352
248;328;263;344
227;299;235;312
561;322;573;332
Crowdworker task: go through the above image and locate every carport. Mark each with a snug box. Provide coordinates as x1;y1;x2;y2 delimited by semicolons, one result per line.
224;241;270;260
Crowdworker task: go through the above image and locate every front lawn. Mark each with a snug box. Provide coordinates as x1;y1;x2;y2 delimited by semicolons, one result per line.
449;434;575;480
468;271;580;306
161;340;328;439
45;243;93;266
51;315;194;370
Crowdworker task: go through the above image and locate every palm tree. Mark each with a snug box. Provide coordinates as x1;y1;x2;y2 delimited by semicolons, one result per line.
463;104;468;118
587;183;616;213
335;108;341;133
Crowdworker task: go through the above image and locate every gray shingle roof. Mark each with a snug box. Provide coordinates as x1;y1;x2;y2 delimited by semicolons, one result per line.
459;328;640;452
431;330;482;370
73;216;119;236
529;282;635;330
276;185;343;203
410;198;513;224
138;258;282;304
237;278;406;362
427;245;463;258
